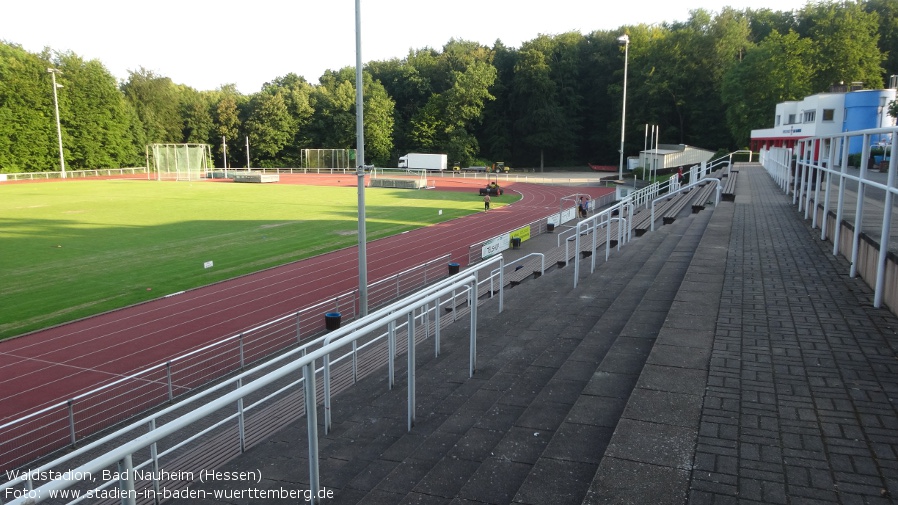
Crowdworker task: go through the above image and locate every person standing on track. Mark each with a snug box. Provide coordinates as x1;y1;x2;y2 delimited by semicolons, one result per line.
483;193;491;211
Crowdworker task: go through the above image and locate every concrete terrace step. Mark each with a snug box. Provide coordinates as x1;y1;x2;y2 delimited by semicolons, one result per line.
185;203;717;504
508;206;714;505
313;216;694;504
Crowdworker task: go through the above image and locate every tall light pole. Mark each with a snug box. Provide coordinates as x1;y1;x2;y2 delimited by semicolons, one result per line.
355;0;369;317
617;34;629;181
48;68;66;179
245;136;251;169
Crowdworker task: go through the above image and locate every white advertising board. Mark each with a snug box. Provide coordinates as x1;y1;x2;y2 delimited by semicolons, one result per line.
482;233;511;259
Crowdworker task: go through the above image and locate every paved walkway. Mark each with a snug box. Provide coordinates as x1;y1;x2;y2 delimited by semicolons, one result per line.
185;164;898;504
689;166;898;504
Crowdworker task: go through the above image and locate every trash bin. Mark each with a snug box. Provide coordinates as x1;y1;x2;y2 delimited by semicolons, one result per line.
547;223;555;232
448;262;460;275
511;237;521;249
324;312;342;331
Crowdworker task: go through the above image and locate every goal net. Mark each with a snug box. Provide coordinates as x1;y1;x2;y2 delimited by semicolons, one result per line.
149;144;211;181
300;148;356;170
368;167;429;189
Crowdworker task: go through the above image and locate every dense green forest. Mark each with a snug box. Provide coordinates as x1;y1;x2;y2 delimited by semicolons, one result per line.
1;0;895;173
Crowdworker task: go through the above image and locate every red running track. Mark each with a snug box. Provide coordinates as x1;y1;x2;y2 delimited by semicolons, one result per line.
0;175;612;424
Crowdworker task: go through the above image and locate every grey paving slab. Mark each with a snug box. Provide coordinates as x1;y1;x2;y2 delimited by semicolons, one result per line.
457;458;532;503
620;389;702;429
584;457;690;505
511;458;597;505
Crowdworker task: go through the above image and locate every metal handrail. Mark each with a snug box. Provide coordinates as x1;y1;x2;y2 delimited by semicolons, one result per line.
0;254;451;474
572;200;634;287
321;255;504;432
1;273;486;505
568;170;723;288
762;126;898;308
707;149;754;176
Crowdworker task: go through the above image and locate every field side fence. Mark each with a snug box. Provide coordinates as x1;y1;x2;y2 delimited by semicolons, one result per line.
466;191;618;266
0;168;147;181
0;255;452;474
0;258;506;505
220;168;621;187
2;167;622;187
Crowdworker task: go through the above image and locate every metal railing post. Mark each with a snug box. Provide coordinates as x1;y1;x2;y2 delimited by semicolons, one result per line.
812;156;823;229
238;333;245;369
434;300;441;357
120;454;136;505
237;378;246;453
573;221;582;288
803;140;814;219
149;419;160;505
834;137;849;256
591;218;598;273
498;257;504;313
650;200;657;232
323;351;332;433
605;215;612;262
874;139;898;308
794;143;803;205
469;284;477;377
388;320;396;389
822;138;836;241
407;311;416;432
618;217;626;250
424;303;431;342
850;134;872;278
166;361;174;402
352;339;358;384
303;361;321;504
67;400;76;447
796;144;806;209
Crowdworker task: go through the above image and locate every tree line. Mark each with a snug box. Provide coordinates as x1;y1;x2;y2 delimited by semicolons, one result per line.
0;0;895;173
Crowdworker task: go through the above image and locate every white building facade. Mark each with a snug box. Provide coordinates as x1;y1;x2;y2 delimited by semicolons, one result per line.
750;87;896;154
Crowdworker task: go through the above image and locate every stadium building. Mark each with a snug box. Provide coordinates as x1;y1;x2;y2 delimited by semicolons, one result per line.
750;81;897;155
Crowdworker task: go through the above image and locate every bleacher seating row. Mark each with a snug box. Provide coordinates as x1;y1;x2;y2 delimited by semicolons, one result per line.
722;169;739;201
501;169;741;287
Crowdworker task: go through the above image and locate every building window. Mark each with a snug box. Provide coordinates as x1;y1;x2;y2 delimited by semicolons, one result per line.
776;115;781;126
803;110;816;123
822;109;834;121
788;114;796;124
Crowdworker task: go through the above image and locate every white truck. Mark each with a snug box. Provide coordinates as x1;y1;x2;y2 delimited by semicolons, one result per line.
398;153;447;171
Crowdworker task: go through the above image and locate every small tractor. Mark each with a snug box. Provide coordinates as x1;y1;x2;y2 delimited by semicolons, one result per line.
491;162;511;173
478;174;504;195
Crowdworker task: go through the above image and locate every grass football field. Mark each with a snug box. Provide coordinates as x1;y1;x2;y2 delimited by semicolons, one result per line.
0;179;517;340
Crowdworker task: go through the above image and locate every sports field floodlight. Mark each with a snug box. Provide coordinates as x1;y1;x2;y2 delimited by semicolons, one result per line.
48;68;66;179
617;34;630;181
355;0;369;317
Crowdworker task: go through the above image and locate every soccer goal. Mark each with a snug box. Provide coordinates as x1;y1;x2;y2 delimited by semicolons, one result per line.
368;167;429;189
149;144;211;181
300;148;356;170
